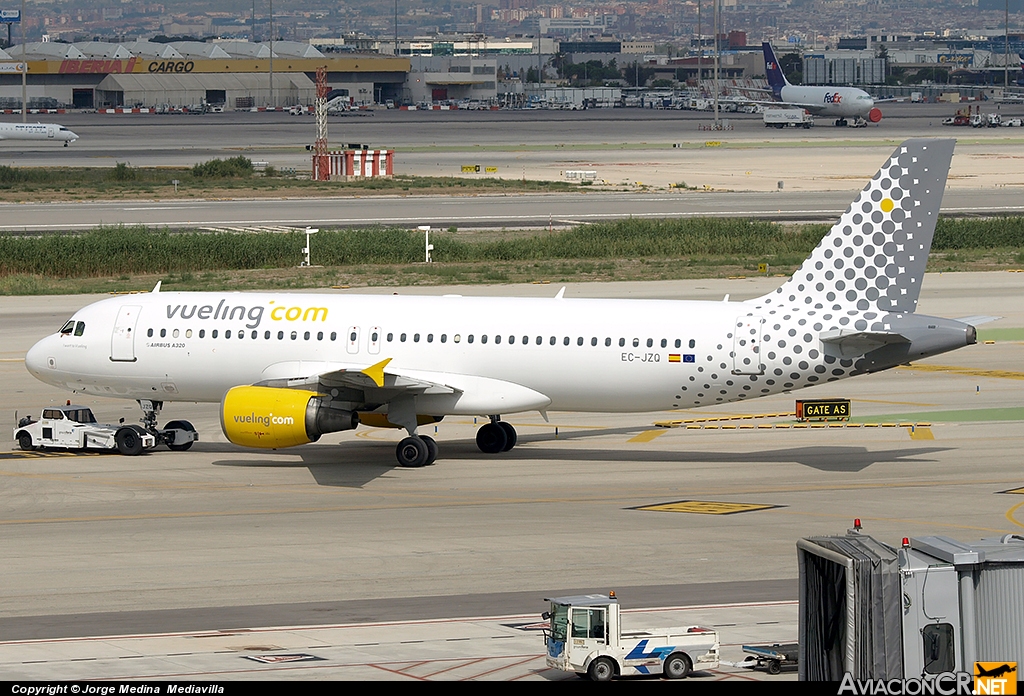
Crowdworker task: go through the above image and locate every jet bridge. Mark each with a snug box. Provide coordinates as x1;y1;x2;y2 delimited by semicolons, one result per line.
798;528;1024;681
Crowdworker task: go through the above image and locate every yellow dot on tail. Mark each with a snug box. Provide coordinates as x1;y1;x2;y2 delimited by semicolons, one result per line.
880;198;894;213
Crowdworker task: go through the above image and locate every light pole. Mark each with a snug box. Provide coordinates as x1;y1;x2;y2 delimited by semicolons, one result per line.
268;0;274;107
20;0;25;122
301;227;318;267
420;225;433;263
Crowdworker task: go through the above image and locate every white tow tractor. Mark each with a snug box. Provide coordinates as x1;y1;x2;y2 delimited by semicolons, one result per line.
14;402;197;455
543;592;720;681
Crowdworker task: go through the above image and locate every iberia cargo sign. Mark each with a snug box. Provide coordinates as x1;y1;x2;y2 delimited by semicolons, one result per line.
59;58;139;74
58;58;199;74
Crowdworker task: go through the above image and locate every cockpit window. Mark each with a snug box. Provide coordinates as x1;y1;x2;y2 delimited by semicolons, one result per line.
74;321;86;337
60;320;75;335
42;409;64;420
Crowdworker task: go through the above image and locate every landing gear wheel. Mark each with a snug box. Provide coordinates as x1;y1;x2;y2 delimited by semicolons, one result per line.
420;435;439;465
116;427;144;456
496;422;517;451
17;432;34;451
164;420;196;452
663;652;692;680
396;436;429;467
587;656;616;682
475;422;508;454
767;660;782;675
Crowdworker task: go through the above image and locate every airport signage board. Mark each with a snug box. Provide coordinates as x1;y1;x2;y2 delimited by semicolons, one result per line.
938;53;973;67
0;9;20;23
795;398;851;421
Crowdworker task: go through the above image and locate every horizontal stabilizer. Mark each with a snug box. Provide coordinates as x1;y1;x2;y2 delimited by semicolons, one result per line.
955;315;1001;327
820;329;910;358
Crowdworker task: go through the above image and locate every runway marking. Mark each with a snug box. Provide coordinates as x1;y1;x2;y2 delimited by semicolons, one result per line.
1006;501;1024;530
633;501;781;515
0;451;107;459
0;358;24;362
774;509;1016;535
627;429;668;443
902;364;1024;380
850;407;1024;423
3;475;1023;527
908;427;935;440
122;206;210;211
853;398;937;407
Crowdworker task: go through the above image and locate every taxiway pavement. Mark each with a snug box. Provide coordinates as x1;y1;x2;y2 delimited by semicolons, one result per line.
1;272;1022;679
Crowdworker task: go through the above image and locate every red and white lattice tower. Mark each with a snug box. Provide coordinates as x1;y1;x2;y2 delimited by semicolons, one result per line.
313;66;330;180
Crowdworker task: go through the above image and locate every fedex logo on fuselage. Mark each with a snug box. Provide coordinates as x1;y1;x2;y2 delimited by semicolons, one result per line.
824;92;843;104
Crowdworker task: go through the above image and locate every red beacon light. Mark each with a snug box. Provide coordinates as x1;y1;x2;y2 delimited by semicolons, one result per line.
853;518;862;531
902;537;911;548
608;591;616;599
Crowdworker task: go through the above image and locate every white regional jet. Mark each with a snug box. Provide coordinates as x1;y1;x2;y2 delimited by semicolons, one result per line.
0;122;79;146
23;139;977;467
763;42;883;126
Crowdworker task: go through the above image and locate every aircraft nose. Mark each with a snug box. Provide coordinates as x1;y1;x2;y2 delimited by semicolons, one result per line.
24;336;53;377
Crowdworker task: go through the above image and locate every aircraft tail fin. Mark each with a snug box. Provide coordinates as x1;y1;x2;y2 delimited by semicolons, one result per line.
762;42;789;97
750;139;954;315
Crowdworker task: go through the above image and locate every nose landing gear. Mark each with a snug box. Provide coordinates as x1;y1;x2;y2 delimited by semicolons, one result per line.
137;399;200;451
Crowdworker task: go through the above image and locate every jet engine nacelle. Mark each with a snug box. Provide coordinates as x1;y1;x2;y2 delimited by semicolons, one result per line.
220;386;359;449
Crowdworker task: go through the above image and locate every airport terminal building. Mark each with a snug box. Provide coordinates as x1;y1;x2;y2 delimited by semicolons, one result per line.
0;40;409;110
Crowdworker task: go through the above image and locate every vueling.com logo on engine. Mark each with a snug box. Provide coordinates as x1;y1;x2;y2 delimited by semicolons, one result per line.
233;412;295;427
974;663;1017;695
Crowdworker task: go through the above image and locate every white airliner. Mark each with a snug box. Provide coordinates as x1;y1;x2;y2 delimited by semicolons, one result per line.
23;139;977;467
0;122;79;146
762;42;883;126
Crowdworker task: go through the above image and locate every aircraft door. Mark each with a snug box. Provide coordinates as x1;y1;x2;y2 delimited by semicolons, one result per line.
47;126;55;139
368;326;381;355
110;305;142;362
346;326;360;354
732;315;764;375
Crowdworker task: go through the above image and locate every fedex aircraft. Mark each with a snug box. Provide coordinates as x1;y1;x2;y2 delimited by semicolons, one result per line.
0;122;79;146
763;42;883;126
23;140;978;468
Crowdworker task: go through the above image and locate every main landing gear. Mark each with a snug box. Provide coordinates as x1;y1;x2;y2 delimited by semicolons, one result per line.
476;417;517;454
393;416;518;468
138;399;200;452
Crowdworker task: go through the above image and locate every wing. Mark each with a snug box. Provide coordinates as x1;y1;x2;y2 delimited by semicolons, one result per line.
254;357;551;421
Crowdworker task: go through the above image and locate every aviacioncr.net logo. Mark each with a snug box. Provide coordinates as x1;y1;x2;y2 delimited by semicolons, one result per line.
838;672;973;695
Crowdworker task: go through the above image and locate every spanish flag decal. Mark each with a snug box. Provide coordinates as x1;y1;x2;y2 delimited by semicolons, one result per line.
669;354;681;363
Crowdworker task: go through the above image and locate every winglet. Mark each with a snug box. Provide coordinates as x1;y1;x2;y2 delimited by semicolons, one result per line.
152;281;161;293
361;358;392;387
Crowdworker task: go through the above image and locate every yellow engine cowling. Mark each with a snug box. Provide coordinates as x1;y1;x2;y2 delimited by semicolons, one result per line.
221;386;359;449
